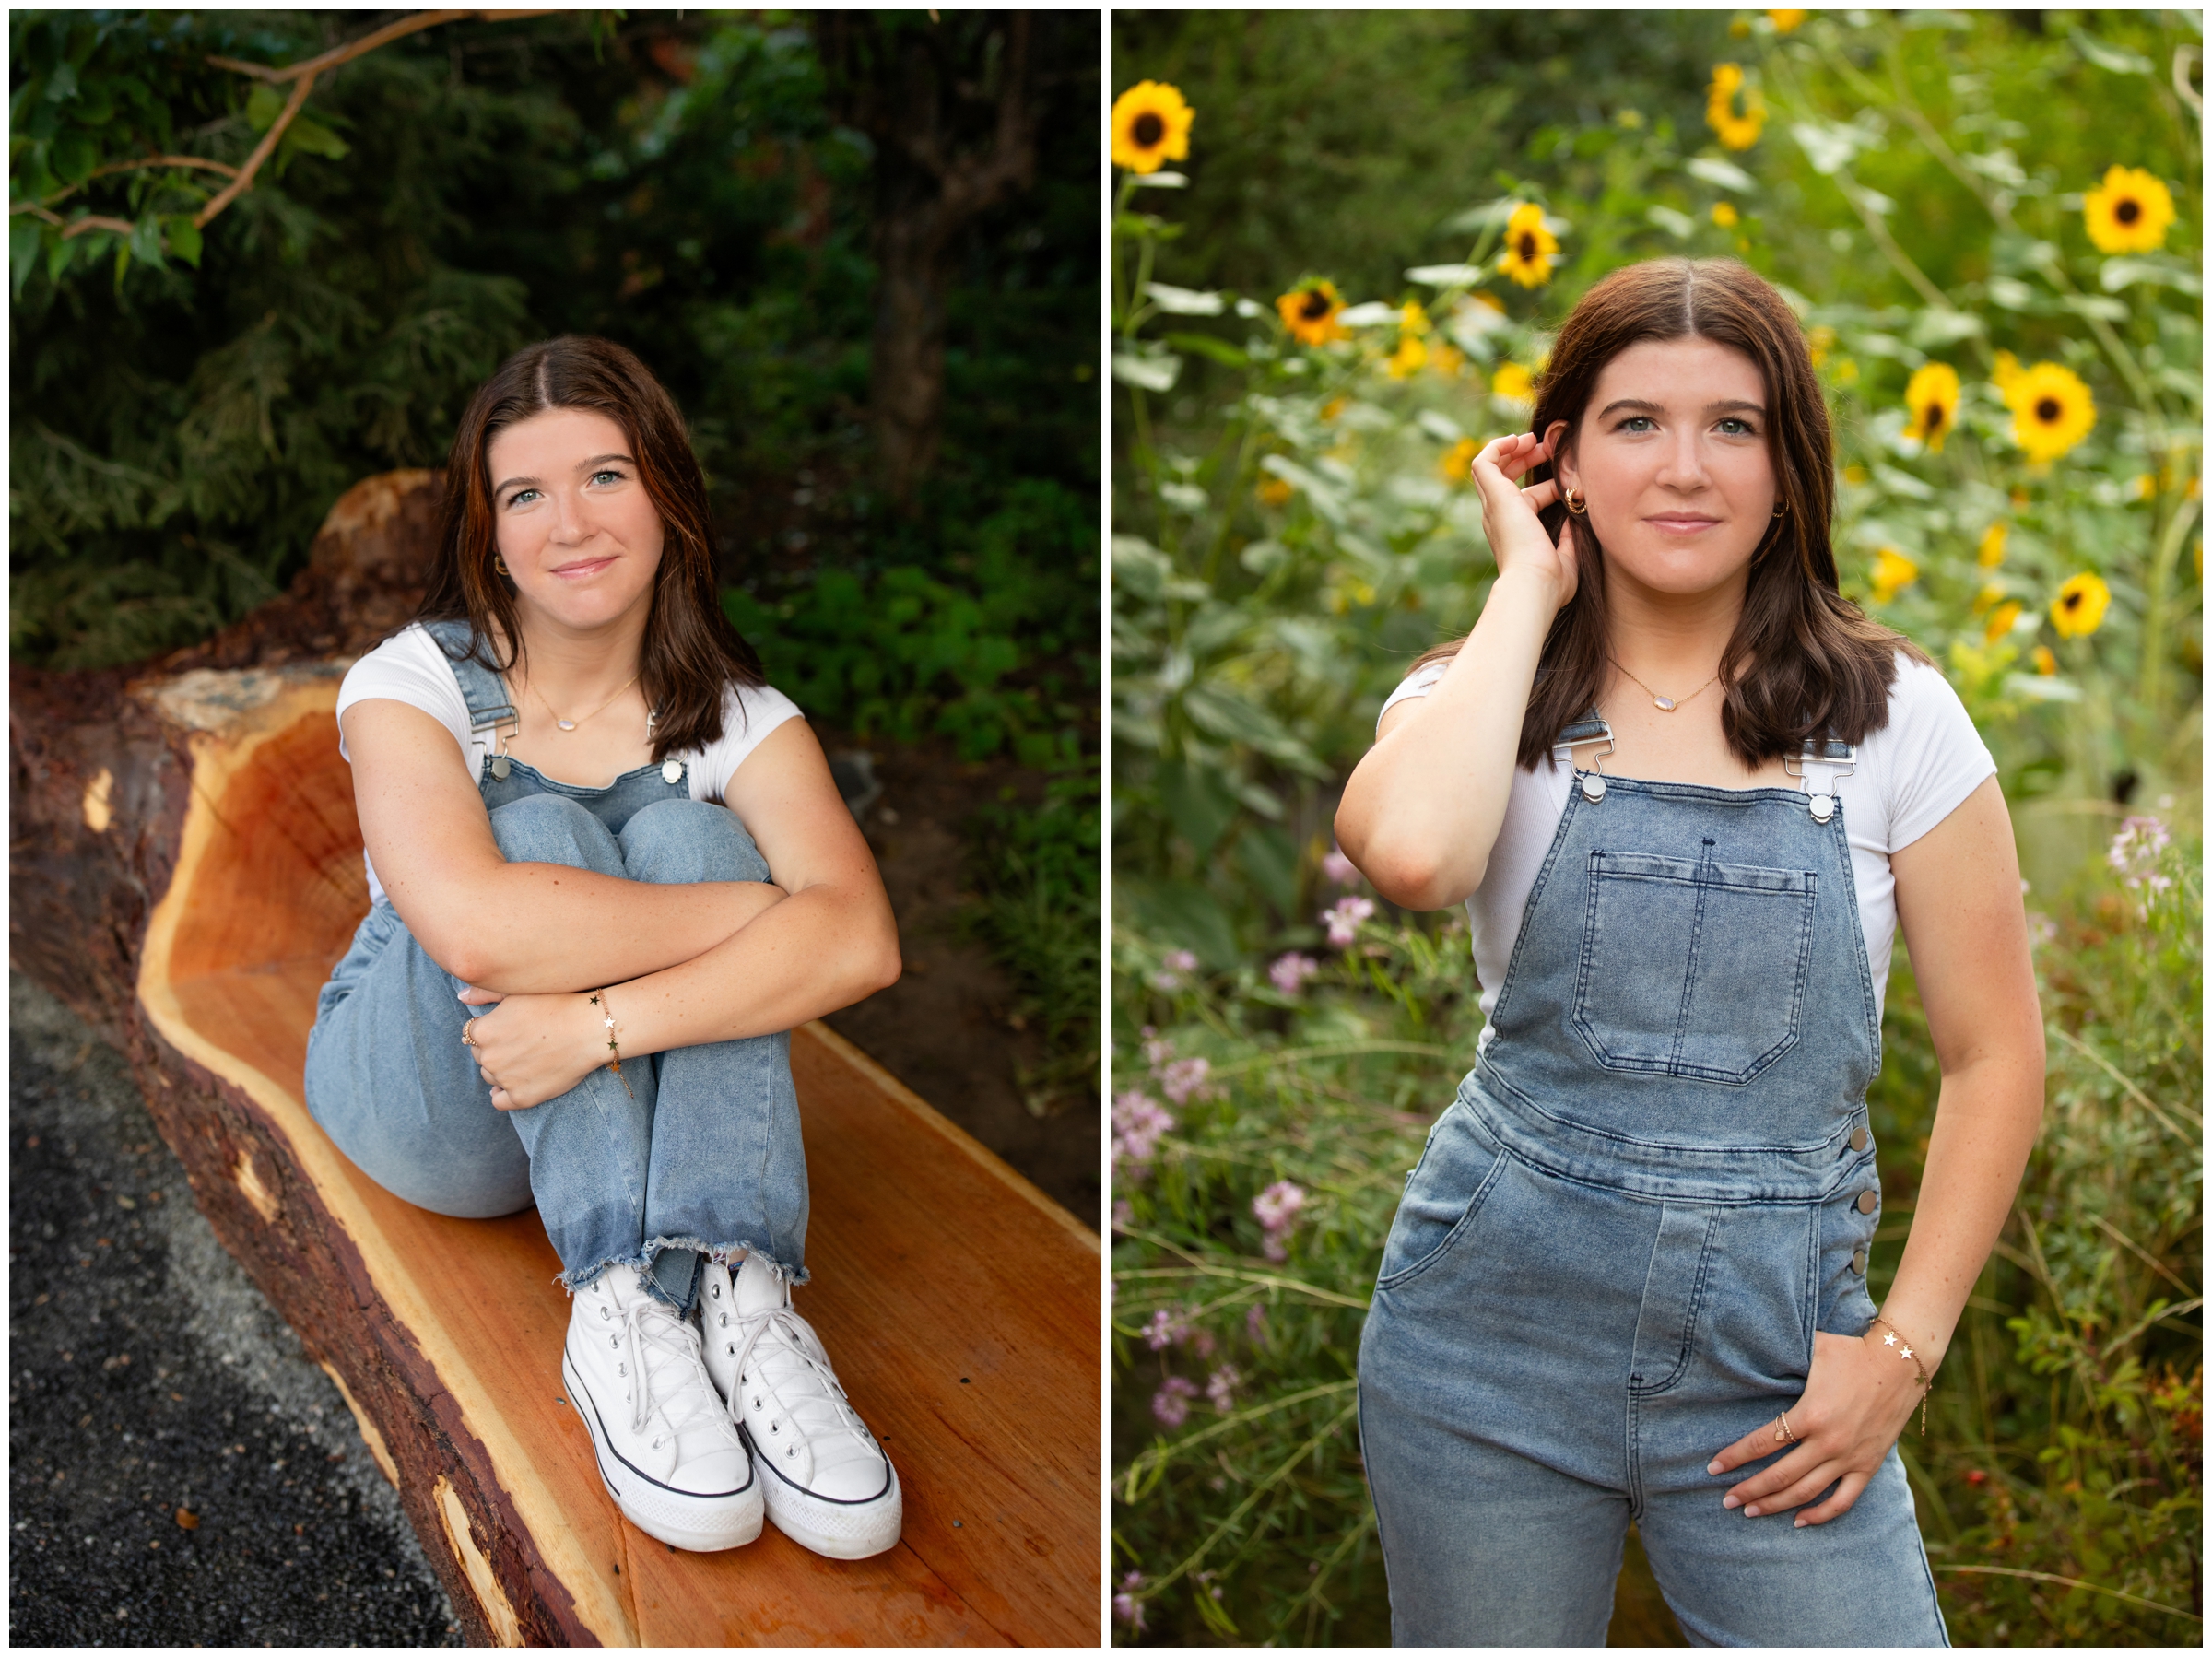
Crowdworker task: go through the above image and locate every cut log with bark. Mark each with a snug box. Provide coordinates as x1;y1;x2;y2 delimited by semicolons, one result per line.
8;471;1101;1646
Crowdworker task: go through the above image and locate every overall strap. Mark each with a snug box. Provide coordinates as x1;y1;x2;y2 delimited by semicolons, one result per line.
421;619;518;738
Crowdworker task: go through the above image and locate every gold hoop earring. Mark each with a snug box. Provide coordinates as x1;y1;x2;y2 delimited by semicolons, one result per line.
1563;488;1589;516
494;554;511;576
1771;499;1787;519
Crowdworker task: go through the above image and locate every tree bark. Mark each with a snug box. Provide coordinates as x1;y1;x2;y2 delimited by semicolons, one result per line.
817;11;1041;510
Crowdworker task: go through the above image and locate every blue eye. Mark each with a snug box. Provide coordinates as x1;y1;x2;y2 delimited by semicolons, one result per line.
506;488;540;508
1618;416;1656;432
591;469;623;487
1717;418;1758;436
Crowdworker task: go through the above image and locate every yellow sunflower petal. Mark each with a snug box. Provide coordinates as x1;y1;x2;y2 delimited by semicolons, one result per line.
1492;362;1535;403
1276;280;1347;347
1440;437;1480;484
2008;362;2097;464
1496;204;1561;289
1869;546;1920;604
1902;362;1961;454
2051;571;2111;639
1977;522;2008;569
1111;81;1195;175
2082;164;2175;255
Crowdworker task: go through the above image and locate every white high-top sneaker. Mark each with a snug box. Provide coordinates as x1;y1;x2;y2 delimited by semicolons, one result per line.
699;1255;903;1559
561;1263;764;1552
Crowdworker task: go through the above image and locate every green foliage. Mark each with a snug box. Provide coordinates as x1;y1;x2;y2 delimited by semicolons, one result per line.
966;767;1102;1118
722;478;1098;764
1111;9;2200;1644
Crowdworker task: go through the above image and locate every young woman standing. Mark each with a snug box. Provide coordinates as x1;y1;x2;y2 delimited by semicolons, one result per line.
1335;260;2043;1645
308;337;905;1559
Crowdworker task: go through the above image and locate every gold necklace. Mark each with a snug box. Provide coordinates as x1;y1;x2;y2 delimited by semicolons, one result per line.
519;671;640;733
1609;657;1720;713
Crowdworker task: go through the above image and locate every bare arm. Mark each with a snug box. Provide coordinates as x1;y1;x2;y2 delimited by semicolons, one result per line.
458;718;902;1109
1707;775;2044;1524
1869;773;2046;1373
1335;433;1573;910
344;698;786;991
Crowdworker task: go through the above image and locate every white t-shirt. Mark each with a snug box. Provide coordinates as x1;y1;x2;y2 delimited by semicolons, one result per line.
335;622;804;905
1377;652;1995;1038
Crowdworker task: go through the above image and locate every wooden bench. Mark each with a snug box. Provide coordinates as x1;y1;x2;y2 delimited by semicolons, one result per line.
100;664;1100;1644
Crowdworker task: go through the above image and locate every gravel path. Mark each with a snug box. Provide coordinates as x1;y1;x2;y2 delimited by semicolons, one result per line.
8;972;461;1646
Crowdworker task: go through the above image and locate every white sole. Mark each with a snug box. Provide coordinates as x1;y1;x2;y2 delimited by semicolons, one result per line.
748;1428;905;1559
563;1348;764;1552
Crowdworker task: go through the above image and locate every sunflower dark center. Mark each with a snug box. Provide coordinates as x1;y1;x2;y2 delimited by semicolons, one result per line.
1925;402;1946;429
1299;290;1330;321
2035;396;2062;423
1132;112;1165;147
1518;232;1537;260
2062;590;2082;611
2115;197;2141;224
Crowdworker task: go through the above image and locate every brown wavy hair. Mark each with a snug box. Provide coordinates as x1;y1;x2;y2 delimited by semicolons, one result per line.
1416;257;1928;770
414;335;765;762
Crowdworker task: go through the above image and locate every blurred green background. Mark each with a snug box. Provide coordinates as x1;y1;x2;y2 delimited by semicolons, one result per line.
1110;8;2199;1645
12;8;1100;1132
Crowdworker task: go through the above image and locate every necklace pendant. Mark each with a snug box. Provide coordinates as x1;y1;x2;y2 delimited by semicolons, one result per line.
1653;696;1677;711
556;718;577;731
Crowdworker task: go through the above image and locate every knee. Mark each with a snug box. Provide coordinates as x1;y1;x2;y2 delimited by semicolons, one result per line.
619;798;770;885
489;793;621;873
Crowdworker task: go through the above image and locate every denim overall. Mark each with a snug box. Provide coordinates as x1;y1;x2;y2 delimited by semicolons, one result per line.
1357;719;1947;1647
304;621;808;1310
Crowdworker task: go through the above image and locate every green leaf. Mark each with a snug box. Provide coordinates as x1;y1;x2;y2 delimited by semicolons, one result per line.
49;131;96;185
246;84;287;134
45;228;77;283
165;214;203;268
2069;29;2153;74
43;60;79;102
11;217;42;300
283;116;350;161
128;212;166;270
1164;332;1249;370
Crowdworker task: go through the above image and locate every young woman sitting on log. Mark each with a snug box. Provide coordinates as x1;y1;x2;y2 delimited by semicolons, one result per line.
306;336;905;1558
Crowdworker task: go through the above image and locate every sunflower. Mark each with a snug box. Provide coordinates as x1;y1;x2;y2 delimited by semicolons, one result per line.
1111;81;1194;175
1256;475;1294;508
2082;165;2175;255
2004;362;2096;464
1991;350;2026;402
1439;437;1480;484
1385;335;1429;379
1497;204;1559;288
1902;362;1960;454
1492;362;1535;403
1768;9;1808;30
1430;341;1468;379
1707;64;1766;151
2051;572;2111;639
1277;280;1347;347
1983;599;2023;643
1976;522;2007;569
1712;201;1740;228
2031;644;2058;675
1399;300;1430;335
1869;547;1919;604
1806;325;1834;369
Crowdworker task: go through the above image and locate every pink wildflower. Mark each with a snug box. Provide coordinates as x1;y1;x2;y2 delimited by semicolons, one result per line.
1142;1308;1190;1350
1159;1056;1214;1105
1113;1571;1145;1629
1269;951;1320;994
1206;1365;1241;1411
1152;1375;1200;1427
1151;947;1200;991
1253;1180;1308;1232
1322;847;1360;887
1321;895;1376;946
1112;1090;1177;1168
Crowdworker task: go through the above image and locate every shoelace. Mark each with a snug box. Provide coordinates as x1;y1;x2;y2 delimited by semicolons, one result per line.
724;1303;871;1452
620;1297;724;1443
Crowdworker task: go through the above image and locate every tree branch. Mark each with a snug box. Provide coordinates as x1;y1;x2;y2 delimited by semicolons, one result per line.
208;11;484;84
194;69;320;229
60;215;136;241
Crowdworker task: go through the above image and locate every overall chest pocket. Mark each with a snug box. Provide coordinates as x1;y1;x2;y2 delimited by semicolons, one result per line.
1571;850;1817;1086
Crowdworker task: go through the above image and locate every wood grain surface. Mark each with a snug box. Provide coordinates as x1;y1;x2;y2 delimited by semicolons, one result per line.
128;677;1101;1646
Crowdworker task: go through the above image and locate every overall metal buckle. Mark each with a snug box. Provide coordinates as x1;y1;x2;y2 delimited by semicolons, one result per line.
474;707;521;782
1553;715;1617;803
1785;739;1856;822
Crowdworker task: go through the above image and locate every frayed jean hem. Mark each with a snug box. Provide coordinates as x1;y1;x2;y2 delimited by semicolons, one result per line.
556;1239;809;1309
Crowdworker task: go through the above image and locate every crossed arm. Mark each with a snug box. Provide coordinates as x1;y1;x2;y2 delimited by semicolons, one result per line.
343;699;901;1109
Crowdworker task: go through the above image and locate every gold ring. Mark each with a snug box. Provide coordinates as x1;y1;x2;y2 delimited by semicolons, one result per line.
1774;1412;1799;1445
461;1020;478;1048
